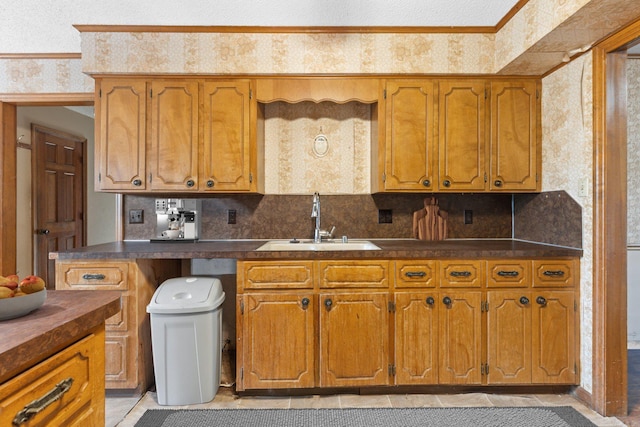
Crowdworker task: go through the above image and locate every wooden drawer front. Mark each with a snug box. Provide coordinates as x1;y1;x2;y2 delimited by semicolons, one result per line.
105;335;135;387
487;260;530;288
395;260;437;288
242;261;314;290
533;260;576;288
105;294;131;332
440;261;484;288
0;334;98;427
319;261;389;289
61;263;129;290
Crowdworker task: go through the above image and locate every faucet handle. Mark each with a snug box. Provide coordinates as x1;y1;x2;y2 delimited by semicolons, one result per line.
328;225;336;238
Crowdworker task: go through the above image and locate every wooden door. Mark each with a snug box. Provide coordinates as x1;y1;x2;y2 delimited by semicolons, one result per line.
395;292;438;384
32;125;85;289
532;291;576;384
96;79;146;191
487;291;532;384
319;292;389;387
149;80;199;191
438;291;482;384
241;293;315;389
383;80;435;191
438;80;487;191
489;81;540;191
202;81;254;191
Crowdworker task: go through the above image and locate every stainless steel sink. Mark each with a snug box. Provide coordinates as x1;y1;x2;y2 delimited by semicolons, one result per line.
256;239;381;251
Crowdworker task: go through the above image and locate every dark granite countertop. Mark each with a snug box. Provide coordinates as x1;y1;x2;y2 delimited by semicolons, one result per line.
49;238;582;260
0;290;121;383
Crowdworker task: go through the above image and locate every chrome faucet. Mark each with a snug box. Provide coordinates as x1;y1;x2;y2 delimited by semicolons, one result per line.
311;192;335;243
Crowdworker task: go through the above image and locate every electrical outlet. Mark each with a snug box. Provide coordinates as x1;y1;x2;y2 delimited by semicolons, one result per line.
464;209;473;224
129;209;144;224
228;209;237;224
378;209;393;224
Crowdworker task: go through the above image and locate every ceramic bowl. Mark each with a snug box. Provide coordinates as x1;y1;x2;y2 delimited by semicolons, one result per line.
0;289;47;321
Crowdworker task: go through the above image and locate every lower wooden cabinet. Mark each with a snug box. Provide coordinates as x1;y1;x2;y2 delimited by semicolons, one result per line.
237;258;579;391
0;328;106;427
240;293;315;389
319;292;390;387
55;259;180;391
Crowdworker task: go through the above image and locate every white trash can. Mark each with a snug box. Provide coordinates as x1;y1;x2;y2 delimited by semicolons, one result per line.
147;277;225;405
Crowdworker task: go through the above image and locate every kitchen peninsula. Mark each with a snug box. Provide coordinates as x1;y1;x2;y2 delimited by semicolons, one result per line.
0;290;121;426
51;238;582;393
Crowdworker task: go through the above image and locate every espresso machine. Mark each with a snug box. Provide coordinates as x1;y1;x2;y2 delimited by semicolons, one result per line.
152;198;201;242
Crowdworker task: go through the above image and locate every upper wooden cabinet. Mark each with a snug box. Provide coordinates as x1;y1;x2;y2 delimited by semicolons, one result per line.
489;81;541;192
380;80;436;191
438;80;488;192
96;79;147;191
95;77;262;193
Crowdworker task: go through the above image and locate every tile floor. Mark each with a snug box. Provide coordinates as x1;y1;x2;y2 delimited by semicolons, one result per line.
107;351;639;427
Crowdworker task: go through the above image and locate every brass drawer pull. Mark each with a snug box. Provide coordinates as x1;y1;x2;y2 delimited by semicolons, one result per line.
543;270;565;277
13;377;73;426
497;270;519;277
82;273;106;280
449;271;471;278
405;271;427;278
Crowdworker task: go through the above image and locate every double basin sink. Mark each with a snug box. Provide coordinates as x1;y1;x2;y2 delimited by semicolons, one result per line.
256;239;380;251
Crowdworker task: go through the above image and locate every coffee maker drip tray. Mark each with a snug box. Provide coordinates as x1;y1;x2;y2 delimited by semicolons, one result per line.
150;238;198;243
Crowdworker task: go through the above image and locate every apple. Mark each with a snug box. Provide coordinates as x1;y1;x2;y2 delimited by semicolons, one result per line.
0;281;19;290
5;274;19;283
19;275;46;294
0;286;14;299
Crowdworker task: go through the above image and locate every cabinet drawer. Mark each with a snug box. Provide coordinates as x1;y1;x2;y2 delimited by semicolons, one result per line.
59;263;129;290
395;260;437;288
0;334;99;427
533;260;577;288
319;261;389;288
241;261;314;290
487;260;530;288
440;260;484;288
105;294;132;332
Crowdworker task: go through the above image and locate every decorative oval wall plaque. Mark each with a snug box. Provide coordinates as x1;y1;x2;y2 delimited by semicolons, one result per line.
313;134;329;157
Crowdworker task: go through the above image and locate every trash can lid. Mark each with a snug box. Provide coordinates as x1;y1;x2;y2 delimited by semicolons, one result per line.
147;277;225;314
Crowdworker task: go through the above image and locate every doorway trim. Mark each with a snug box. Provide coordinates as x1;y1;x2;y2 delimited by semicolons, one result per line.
592;17;640;416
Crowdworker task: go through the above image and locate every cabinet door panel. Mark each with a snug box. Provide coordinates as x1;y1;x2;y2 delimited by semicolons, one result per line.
384;80;435;191
97;79;147;191
203;81;253;191
149;81;199;191
532;291;576;384
490;81;539;191
105;334;135;387
438;291;482;384
242;294;315;389
395;292;438;384
487;291;532;384
320;293;389;387
438;80;487;191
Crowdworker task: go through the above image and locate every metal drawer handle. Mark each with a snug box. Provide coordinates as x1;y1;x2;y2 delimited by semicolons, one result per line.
13;377;73;426
497;270;519;277
543;270;565;277
82;273;106;280
449;271;471;278
405;271;427;278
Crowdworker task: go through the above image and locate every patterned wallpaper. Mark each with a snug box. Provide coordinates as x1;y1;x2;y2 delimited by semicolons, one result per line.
541;53;594;392
628;59;640;245
0;57;93;93
264;101;371;194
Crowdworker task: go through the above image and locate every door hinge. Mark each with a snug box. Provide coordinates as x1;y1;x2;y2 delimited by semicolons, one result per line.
536;89;540;99
485;89;488;99
150;88;153;98
382;173;386;182
98;172;101;182
240;367;244;380
388;364;396;376
481;301;489;312
536;173;539;182
388;301;396;313
149;173;152;183
484;173;488;183
99;89;102;98
249;89;253;99
383;89;387;99
240;300;244;315
249;172;253;183
574;300;577;312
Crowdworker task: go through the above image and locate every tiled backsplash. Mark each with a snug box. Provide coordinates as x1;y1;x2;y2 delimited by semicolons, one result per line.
123;191;582;248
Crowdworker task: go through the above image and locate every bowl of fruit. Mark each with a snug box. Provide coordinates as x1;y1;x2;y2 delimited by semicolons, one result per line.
0;275;46;321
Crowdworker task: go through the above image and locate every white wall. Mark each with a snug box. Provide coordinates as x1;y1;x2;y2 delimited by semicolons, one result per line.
15;107;116;276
